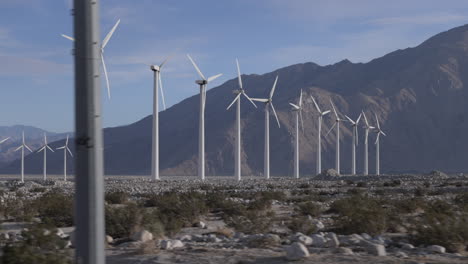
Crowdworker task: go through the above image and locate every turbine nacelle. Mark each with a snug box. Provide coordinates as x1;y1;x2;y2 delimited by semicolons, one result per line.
196;80;208;85
150;65;161;72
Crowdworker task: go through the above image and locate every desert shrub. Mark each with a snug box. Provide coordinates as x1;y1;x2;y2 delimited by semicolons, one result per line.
298;183;310;189
391;197;426;214
356;182;367;187
1;225;71;264
383;180;401;187
35;190;74;227
454;193;468;211
105;203;142;238
288;215;317;234
246;235;280;248
414;187;427;197
411;213;468;253
225;210;275;234
329;194;388;235
1;196;36;222
105;191;129;204
30;187;46;193
295;201;322;217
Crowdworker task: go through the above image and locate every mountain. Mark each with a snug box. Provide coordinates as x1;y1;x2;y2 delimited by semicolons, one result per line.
0;126;69;168
3;24;468;176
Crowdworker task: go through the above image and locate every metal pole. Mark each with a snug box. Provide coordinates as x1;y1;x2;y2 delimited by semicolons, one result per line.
235;97;241;181
151;70;160;180
264;104;270;179
199;84;205;180
73;0;105;263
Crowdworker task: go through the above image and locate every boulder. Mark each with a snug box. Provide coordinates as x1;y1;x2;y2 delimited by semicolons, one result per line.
336;247;354;255
401;243;414;250
325;233;340;248
311;234;327;247
195;221;207;229
426;170;448;179
395;251;408;258
361;240;386;256
180;235;192;241
130;230;153;242
316;169;340;179
106;235;114;244
286;242;310;261
294;234;313;246
171;239;184;248
427;245;446;254
161;239;172;250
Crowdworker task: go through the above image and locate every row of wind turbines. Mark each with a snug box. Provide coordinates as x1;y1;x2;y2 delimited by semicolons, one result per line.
57;18;387;181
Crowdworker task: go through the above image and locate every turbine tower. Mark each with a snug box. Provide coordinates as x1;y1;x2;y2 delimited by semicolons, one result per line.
289;90;304;179
362;111;374;175
14;131;32;182
187;54;222;181
37;133;54;181
325;99;345;174
56;135;73;181
61;19;121;99
311;96;330;175
150;58;169;181
345;113;362;175
252;76;281;179
374;114;387;175
226;59;257;181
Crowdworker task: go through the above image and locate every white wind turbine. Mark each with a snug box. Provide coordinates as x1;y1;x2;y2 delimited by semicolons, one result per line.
374;114;387;175
14;131;32;183
311;96;331;175
187;54;223;181
61;19;121;99
362;111;375;175
252;76;281;179
149;57;170;181
345;113;362;175
289;90;304;179
56;135;73;181
226;59;257;181
37;133;54;181
325;99;346;174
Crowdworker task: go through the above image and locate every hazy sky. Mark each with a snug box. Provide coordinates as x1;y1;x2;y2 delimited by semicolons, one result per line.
1;0;467;132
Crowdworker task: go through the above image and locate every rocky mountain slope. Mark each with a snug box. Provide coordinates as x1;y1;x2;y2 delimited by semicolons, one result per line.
3;24;468;176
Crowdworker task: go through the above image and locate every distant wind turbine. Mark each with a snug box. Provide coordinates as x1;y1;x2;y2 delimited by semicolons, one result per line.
187;54;223;181
374;114;387;175
311;96;331;175
345;113;362;175
252;76;281;179
61;19;121;99
226;59;257;181
37;133;54;181
362;111;374;175
325;99;346;174
149;57;170;181
56;135;73;181
289;90;304;179
14;131;32;182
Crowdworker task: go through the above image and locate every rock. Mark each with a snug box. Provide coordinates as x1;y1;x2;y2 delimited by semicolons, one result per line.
312;220;325;230
55;228;65;238
427;245;446;254
286;242;310;261
171;239;184;248
325;233;340;248
336;247;354;255
180;235;192;241
195;221;206;229
106;235;114;244
311;234;327;247
0;233;9;240
401;243;414;250
161;239;172;250
361;233;372;240
361;240;387;256
316;169;340;179
294;234;313;246
426;170;448;179
395;251;408;258
64;240;73;249
265;234;281;244
207;236;222;243
130;230;153;242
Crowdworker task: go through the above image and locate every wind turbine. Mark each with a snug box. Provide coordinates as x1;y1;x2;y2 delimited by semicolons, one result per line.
374;114;387;175
61;19;121;99
187;54;223;181
325;99;346;174
362;111;375;175
14;132;32;182
345;113;362;175
311;96;331;175
226;59;257;181
252;76;280;179
37;133;54;181
289;90;304;179
149;57;170;181
57;135;73;181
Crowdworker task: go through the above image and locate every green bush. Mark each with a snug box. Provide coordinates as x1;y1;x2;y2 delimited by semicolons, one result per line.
295;201;322;217
225;210;275;234
288;215;317;234
105;203;142;239
35;190;74;227
105;191;129;204
1;196;36;222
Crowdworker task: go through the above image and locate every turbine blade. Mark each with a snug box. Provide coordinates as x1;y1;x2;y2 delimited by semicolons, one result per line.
67;147;73;157
325;122;336;137
289;103;300;110
236;58;243;89
355;127;359;146
299;109;304;132
270;103;281;128
25;145;33;152
322;110;331;116
345;115;355;124
186;54;206;80
298;89;303;107
269;76;279;99
47;145;54;152
65;135;69;146
61;34;75;41
243;93;257;108
226;93;241;110
101;53;111;99
159;55;172;68
159;72;167;110
330;99;339;119
56;146;66;150
0;137;9;144
251;98;269;103
207;73;222;83
375;133;380;145
14;146;22;152
375;113;381;130
356;113;362;125
38;146;45;152
102;19;121;49
381;131;387;137
311;96;321;113
362;111;369;126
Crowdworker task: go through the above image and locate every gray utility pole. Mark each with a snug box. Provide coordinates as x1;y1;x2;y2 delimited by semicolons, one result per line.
73;0;105;263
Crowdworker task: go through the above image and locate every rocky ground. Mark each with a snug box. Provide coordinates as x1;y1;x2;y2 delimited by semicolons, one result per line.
0;171;467;263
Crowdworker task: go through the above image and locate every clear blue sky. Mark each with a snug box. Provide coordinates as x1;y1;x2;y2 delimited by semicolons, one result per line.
1;0;467;132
